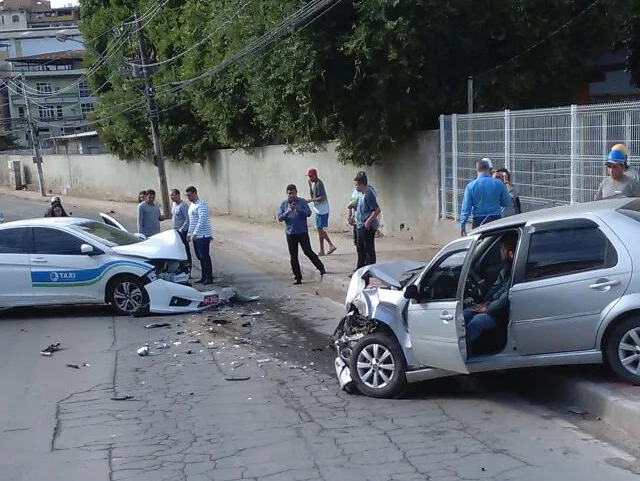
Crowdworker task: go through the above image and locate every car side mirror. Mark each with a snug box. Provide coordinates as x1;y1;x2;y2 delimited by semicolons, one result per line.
81;243;95;255
404;284;419;300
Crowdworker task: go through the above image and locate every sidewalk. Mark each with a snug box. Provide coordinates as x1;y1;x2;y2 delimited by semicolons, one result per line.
212;215;441;292
2;185;640;440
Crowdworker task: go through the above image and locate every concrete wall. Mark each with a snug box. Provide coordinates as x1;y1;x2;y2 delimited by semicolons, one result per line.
0;130;460;245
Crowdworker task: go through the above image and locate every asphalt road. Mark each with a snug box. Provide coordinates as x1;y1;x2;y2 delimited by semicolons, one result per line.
1;195;640;481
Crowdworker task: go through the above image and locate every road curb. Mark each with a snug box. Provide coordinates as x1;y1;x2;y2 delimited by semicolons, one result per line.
543;374;640;439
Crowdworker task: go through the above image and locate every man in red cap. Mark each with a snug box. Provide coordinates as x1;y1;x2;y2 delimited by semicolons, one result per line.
306;168;337;256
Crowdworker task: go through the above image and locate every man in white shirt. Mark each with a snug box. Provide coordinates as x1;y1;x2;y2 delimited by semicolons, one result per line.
185;185;214;285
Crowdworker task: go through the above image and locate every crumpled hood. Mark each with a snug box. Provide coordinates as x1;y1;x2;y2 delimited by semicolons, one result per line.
357;260;427;288
112;230;187;261
346;260;427;306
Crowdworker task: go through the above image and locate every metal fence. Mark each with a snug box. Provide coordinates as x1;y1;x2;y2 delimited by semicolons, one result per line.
439;101;640;219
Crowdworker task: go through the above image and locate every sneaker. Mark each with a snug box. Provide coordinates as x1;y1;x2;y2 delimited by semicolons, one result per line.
327;246;337;255
202;278;214;285
293;278;302;285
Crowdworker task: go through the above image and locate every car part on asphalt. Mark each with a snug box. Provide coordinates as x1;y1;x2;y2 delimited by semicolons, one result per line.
145;322;171;329
66;363;80;369
225;376;250;381
40;342;61;356
137;345;149;356
111;395;135;401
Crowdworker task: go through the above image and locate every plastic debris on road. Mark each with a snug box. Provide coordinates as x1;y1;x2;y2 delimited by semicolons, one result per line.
145;322;171;329
40;342;61;356
111;395;134;401
137;345;150;356
225;376;250;381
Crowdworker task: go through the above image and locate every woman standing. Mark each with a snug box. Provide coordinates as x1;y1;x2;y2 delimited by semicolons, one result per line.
494;168;521;216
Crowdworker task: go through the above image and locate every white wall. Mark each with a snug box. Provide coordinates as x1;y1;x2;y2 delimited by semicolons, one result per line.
0;130;459;244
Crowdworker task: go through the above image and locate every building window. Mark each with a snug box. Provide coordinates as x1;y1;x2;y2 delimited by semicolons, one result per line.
81;103;94;115
11;15;19;23
36;83;52;94
56;105;63;118
78;81;91;98
38;106;55;120
18;107;24;118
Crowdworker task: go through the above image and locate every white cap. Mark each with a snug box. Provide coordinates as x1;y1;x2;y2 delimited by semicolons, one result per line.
481;157;493;169
51;195;61;204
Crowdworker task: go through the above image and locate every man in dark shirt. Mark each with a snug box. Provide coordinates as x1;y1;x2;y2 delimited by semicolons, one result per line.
278;184;326;285
463;232;518;347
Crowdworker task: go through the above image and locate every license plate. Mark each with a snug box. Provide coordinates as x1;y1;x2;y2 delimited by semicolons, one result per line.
203;295;218;306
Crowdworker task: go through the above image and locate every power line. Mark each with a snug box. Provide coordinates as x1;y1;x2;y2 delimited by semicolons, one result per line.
128;0;256;68
169;0;342;89
476;0;601;77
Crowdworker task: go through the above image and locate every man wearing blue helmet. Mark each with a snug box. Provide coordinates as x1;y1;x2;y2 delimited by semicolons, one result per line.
594;149;640;200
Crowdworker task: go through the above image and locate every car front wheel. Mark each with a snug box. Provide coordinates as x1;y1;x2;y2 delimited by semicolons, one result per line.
108;275;149;316
605;317;640;385
349;332;407;398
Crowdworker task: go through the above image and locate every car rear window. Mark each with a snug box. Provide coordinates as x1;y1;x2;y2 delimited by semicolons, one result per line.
70;221;141;247
525;226;618;281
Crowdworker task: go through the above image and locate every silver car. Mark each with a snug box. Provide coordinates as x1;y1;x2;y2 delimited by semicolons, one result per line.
334;198;640;398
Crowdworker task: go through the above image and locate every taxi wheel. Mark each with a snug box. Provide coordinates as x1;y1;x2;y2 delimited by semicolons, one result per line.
349;332;407;398
108;275;149;316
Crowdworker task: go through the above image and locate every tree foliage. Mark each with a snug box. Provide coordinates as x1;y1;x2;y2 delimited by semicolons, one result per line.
79;0;636;166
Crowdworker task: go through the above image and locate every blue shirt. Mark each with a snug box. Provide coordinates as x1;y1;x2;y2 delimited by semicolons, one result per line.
356;186;380;229
278;197;312;235
460;174;511;227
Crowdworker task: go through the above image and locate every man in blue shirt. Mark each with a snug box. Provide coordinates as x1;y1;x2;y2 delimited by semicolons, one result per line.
278;184;326;285
354;171;381;269
460;158;511;235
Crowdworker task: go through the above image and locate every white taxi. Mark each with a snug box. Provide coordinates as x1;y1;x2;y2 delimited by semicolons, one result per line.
0;217;218;315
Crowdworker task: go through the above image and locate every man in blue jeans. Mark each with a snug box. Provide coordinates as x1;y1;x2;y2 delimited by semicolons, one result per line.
186;186;214;285
278;184;326;285
463;232;517;351
460;158;511;236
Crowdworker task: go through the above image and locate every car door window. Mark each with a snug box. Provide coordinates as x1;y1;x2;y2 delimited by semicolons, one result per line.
524;226;617;281
0;228;28;253
33;227;86;255
419;250;468;301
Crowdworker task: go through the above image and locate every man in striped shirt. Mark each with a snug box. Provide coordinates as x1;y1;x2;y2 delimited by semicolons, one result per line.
185;185;213;285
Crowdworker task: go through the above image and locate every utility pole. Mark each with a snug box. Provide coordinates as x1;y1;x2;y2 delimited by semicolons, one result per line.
20;72;46;197
134;12;170;218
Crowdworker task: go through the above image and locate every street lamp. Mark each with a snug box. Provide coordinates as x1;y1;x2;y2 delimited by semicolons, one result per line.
55;33;105;61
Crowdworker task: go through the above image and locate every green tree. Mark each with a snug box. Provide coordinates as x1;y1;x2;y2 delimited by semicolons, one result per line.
79;0;628;166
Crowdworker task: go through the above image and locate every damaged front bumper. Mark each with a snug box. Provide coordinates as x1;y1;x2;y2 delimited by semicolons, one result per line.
332;310;379;393
144;279;219;314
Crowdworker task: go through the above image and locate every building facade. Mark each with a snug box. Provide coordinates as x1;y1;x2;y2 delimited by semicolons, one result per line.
0;1;98;148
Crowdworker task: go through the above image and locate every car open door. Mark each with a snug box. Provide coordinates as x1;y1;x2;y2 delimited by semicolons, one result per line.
100;213;128;232
406;237;476;373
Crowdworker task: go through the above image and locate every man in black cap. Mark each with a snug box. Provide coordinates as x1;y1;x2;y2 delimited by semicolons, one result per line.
353;171;380;269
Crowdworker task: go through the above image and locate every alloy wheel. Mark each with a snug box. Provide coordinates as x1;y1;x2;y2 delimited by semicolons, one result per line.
356;343;396;389
113;281;144;314
617;327;640;375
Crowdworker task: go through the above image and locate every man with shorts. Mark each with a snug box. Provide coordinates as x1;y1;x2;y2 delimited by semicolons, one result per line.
307;168;336;256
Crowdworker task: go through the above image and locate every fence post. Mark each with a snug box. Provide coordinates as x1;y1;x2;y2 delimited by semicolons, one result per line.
504;109;511;172
452;114;459;221
570;104;578;204
439;115;446;219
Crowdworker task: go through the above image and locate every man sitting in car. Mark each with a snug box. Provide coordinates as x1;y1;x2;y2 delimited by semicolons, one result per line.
463;232;517;351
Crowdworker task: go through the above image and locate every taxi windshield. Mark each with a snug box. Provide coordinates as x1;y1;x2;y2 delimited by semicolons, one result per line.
70;221;142;247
